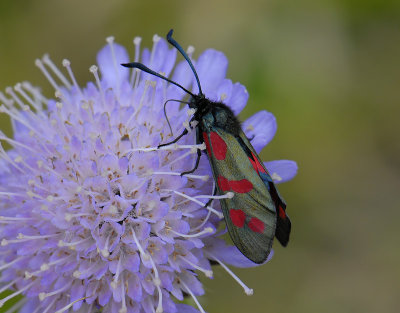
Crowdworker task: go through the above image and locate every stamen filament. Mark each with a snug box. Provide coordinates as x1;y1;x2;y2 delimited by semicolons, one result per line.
170;227;214;238
180;280;206;313
167;190;223;218
153;171;209;182
42;54;72;89
54;295;91;313
207;253;253;296
179;255;213;278
62;59;83;97
0;256;25;271
0;281;35;308
89;65;106;107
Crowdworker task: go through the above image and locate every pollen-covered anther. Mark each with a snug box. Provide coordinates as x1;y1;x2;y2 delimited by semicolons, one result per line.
153;34;161;43
187;108;196;116
187;45;195;56
226;192;235;199
271;172;282;182
190;120;199;128
64;214;72;222
106;36;115;44
133;36;142;45
89;65;98;74
101;249;110;258
73;270;81;278
62;59;70;67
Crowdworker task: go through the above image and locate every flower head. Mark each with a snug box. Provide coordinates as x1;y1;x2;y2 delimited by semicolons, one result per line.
0;34;297;312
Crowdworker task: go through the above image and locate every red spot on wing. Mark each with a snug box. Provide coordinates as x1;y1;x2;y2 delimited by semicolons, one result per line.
217;177;253;193
229;209;246;228
278;205;286;219
229;179;253;193
202;132;212;156
249;152;267;175
210;132;227;160
248;217;265;233
217;176;230;191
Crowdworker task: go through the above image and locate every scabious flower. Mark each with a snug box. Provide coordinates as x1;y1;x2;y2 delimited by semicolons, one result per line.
0;34;297;313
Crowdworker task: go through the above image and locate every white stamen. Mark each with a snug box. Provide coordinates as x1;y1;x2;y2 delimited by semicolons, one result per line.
54;295;92;313
195;192;234;200
191;211;212;232
128;81;150;122
127;143;204;154
0;216;32;222
39;281;71;301
117;273;128;313
153;171;209;182
25;255;70;278
0;281;35;308
155;283;163;313
0;105;39;136
0;143;25;173
35;59;61;93
6;86;29;111
58;237;90;249
41;297;57;313
0;256;25;271
180;280;206;313
168;190;223;218
208;253;254;295
42;54;72;89
170;227;214;238
62;59;83;97
89;65;106;107
101;234;111;257
0;131;40;154
167;149;195;166
22;82;46;111
13;83;37;111
150;35;161;66
106;36;121;99
187;108;196;116
0;278;20;294
186;45;195;58
131;227;150;261
64;212;91;222
3;298;27;313
111;254;123;287
179;255;213;278
271;172;282;182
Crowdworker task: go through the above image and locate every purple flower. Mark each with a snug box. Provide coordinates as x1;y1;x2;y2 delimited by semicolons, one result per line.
0;34;297;313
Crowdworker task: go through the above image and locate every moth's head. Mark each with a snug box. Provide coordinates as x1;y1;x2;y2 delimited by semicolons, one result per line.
188;94;207;110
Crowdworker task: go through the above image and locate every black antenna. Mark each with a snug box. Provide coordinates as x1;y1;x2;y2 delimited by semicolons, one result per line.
163;99;190;136
167;29;203;96
121;62;196;98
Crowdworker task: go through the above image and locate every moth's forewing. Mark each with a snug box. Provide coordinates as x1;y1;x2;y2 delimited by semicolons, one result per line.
201;120;277;264
238;132;291;247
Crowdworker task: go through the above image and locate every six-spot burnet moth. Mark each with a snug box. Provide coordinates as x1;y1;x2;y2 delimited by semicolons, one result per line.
122;29;291;264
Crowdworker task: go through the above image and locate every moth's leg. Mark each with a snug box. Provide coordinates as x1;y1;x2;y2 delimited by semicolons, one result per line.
204;185;218;208
180;147;202;176
158;128;188;148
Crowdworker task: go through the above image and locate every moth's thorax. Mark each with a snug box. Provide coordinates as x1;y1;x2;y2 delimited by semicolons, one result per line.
191;95;242;136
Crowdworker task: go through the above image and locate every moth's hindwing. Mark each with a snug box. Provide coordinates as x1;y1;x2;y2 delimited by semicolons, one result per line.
202;123;278;264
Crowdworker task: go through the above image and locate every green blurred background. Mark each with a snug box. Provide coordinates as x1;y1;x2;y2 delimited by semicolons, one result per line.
0;0;399;312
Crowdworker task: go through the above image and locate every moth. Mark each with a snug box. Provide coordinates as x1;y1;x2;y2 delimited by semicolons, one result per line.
122;30;291;264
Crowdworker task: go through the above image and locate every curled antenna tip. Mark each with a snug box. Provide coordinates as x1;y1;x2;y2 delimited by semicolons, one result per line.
167;29;174;38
